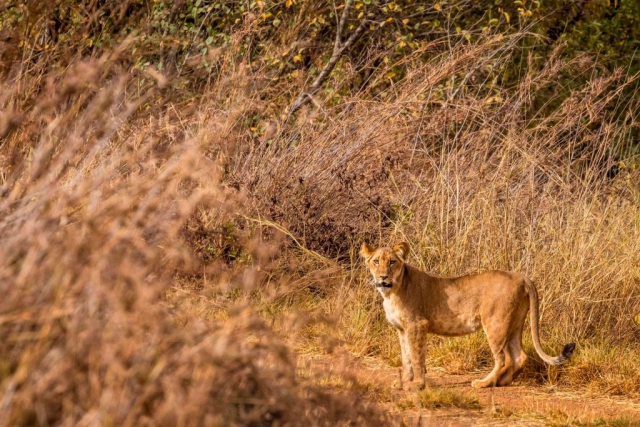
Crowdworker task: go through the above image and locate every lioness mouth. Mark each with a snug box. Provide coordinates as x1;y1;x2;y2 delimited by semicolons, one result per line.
376;282;392;288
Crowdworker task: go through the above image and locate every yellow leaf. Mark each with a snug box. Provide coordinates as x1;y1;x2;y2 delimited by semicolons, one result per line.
485;95;503;104
434;3;441;11
402;18;409;25
285;0;292;8
504;11;510;23
386;17;393;22
388;2;395;10
355;3;363;9
293;54;302;63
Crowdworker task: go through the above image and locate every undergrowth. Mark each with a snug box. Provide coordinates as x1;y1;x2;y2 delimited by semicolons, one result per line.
417;387;481;410
0;0;639;425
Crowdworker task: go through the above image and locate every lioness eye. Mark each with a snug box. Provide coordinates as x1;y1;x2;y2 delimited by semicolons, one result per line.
373;259;379;265
389;260;396;265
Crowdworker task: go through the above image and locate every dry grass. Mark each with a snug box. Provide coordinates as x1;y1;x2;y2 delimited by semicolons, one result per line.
417;387;481;410
0;32;390;427
1;1;639;425
234;39;640;395
492;407;640;427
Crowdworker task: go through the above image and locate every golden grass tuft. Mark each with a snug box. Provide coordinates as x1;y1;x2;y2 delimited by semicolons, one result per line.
492;407;639;427
417;386;482;410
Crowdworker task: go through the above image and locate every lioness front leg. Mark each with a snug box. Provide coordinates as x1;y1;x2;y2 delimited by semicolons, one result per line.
406;321;428;390
393;331;413;389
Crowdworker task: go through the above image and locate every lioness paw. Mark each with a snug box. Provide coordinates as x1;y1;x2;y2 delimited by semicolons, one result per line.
404;380;425;392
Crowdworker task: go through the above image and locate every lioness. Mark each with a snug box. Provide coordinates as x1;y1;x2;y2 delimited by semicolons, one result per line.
360;242;575;390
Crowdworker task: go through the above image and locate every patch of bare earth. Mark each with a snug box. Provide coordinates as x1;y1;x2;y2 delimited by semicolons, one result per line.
301;354;640;426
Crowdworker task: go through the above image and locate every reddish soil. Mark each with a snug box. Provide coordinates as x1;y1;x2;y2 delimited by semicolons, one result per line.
301;354;640;426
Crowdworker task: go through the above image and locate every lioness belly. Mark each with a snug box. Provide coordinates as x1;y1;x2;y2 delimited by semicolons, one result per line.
430;315;482;336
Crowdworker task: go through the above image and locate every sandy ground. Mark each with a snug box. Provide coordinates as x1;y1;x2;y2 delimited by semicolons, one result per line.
301;354;640;426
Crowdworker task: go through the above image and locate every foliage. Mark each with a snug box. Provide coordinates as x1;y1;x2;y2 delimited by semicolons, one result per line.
0;0;639;424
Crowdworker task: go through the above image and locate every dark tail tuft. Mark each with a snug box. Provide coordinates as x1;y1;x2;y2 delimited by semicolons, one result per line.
562;343;576;360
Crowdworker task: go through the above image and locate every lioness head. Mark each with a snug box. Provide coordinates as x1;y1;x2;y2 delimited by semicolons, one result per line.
360;242;409;293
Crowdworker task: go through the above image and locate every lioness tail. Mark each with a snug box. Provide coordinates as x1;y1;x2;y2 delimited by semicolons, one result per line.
524;278;575;365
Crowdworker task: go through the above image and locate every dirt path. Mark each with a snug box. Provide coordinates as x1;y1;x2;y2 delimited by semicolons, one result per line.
300;354;640;426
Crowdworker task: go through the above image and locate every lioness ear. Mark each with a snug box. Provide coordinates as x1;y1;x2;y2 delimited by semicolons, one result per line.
360;242;375;260
392;242;410;262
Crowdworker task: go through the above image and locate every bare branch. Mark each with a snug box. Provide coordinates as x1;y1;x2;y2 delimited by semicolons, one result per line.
285;2;375;121
335;0;354;51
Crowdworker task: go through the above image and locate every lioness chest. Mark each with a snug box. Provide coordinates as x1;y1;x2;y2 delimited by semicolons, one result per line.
382;298;405;331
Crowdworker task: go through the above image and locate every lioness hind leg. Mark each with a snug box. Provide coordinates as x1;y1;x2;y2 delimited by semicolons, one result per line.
498;303;529;386
471;349;507;388
497;336;527;386
472;323;509;388
497;346;516;386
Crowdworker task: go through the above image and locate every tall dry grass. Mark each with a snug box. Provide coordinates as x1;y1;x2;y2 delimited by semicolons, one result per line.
0;42;390;425
233;37;640;392
1;4;639;424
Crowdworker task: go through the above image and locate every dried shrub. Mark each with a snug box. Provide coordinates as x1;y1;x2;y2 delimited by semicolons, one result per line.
0;45;390;427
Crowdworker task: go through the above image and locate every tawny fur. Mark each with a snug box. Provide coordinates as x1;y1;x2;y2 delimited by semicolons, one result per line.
360;242;575;390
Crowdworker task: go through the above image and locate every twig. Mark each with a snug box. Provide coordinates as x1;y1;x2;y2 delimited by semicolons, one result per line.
285;0;375;121
242;216;334;266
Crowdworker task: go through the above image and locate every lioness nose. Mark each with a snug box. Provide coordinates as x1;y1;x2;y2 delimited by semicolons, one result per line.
379;275;388;280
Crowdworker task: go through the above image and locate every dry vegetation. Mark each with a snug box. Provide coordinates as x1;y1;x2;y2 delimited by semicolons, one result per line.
0;0;639;425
